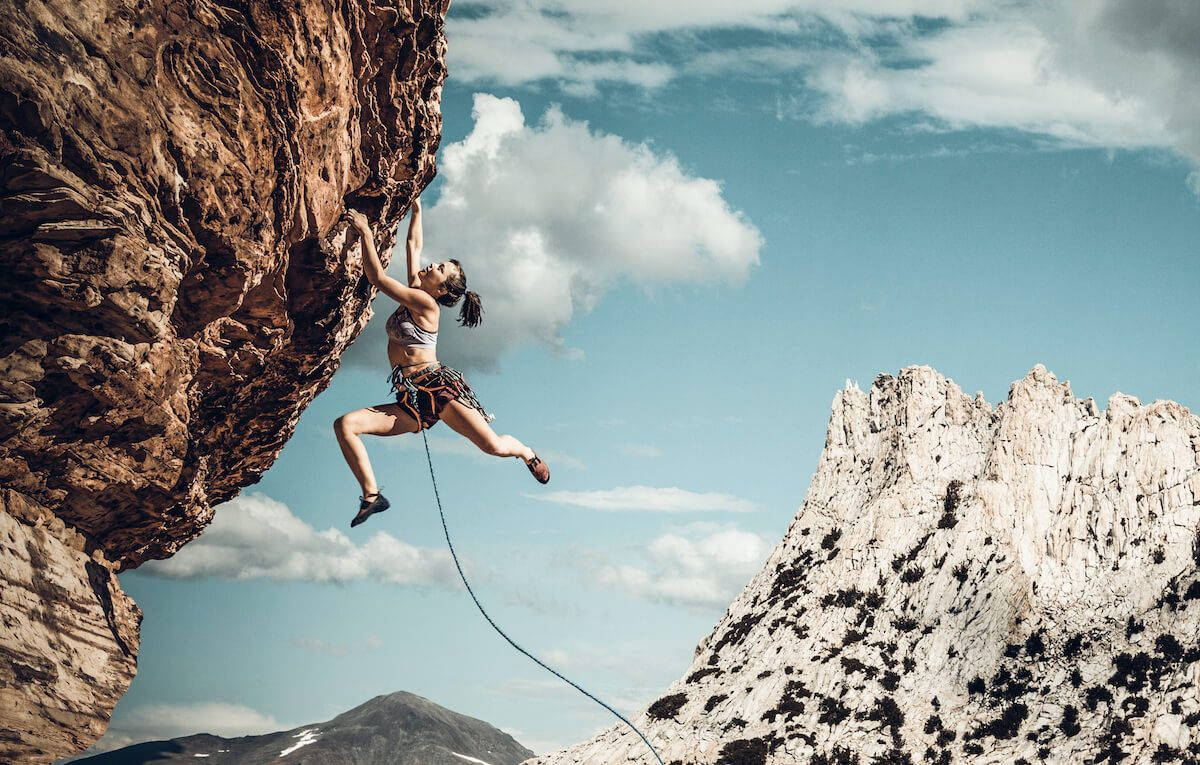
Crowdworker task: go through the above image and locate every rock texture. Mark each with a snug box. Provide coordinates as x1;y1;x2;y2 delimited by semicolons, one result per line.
0;0;448;761
71;690;535;764
0;490;139;760
527;365;1200;765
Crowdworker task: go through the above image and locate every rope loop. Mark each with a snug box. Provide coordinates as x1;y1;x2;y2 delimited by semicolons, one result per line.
418;427;666;765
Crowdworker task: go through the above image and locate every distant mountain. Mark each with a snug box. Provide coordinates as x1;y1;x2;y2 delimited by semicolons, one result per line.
71;691;535;765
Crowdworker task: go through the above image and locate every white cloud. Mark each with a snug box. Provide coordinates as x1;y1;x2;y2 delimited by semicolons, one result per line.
344;93;761;372
780;2;1200;188
596;523;771;607
448;0;979;92
805;20;1174;149
66;702;286;758
364;633;385;651
136;492;460;587
533;485;757;513
448;1;1200;190
620;443;663;459
1042;0;1200;164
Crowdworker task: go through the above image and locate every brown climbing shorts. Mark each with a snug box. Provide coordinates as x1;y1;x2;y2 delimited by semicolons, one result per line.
389;362;494;430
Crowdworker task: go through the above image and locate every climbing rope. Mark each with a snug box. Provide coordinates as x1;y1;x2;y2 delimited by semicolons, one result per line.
416;425;667;765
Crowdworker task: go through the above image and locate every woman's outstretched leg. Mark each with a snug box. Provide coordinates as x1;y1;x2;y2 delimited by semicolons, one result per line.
440;400;550;483
333;403;419;496
440;400;535;461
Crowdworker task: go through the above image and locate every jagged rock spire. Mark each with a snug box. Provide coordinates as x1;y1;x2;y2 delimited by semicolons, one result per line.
530;365;1200;764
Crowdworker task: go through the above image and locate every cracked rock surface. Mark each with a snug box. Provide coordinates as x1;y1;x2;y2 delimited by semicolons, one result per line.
0;0;448;761
527;365;1200;765
0;490;139;761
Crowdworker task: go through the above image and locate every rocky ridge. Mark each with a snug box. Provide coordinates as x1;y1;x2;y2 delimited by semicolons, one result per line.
527;365;1200;764
0;0;448;761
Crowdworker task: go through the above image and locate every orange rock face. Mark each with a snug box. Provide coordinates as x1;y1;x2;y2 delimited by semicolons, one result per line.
0;0;448;760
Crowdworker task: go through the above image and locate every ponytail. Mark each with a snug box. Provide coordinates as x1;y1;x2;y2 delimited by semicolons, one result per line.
458;290;483;328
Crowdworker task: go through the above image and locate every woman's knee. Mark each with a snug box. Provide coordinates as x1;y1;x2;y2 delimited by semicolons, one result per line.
333;413;358;438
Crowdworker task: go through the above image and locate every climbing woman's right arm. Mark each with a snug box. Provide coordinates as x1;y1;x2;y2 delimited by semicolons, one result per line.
346;210;388;284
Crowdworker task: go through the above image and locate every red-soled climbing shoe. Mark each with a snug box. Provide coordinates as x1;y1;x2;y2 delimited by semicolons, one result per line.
525;455;550;484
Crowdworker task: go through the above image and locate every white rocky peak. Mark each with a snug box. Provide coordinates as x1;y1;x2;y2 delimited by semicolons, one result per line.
526;365;1200;764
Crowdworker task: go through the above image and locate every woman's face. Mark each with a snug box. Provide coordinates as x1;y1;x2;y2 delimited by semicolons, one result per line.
419;261;456;295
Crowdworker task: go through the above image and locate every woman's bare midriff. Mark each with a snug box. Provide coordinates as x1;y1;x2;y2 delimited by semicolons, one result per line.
388;341;438;374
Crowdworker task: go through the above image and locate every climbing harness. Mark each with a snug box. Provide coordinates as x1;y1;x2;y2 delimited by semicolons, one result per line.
415;425;667;765
391;362;493;428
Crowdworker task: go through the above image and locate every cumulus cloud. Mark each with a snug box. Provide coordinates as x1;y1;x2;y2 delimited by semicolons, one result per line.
533;485;757;513
137;492;459;588
344;93;761;372
448;1;1200;190
66;702;286;758
595;522;771;608
1041;0;1200;167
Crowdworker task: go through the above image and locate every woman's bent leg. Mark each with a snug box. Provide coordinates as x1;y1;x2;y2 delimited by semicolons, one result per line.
333;404;420;494
439;400;535;462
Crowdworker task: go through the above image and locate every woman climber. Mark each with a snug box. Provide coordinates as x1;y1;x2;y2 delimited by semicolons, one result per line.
334;198;550;528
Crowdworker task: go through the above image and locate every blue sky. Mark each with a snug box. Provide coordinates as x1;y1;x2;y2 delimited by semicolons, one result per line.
80;0;1198;757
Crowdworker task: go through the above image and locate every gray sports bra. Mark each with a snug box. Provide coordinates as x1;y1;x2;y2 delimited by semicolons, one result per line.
385;305;437;349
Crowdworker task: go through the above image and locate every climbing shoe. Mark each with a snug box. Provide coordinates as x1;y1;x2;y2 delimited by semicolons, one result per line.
525;455;550;484
351;492;390;527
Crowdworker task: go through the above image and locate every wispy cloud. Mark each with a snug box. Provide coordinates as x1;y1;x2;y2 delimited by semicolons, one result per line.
447;1;1200;191
486;674;658;721
620;443;663;459
136;492;460;587
803;21;1171;148
595;522;772;608
447;0;977;93
532;485;757;513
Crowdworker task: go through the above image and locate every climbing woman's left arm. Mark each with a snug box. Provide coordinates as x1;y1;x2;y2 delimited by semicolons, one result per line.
345;209;437;312
405;197;423;287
